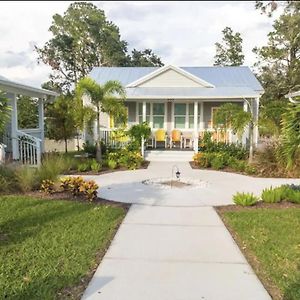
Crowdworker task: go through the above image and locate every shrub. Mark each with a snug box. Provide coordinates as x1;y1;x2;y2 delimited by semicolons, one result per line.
77;162;90;172
68;176;85;196
261;186;284;203
0;165;16;192
233;192;258;206
211;155;225;170
79;180;99;201
82;141;96;156
60;177;73;191
286;190;300;204
128;122;151;148
15;166;37;192
40;179;55;194
90;159;102;172
108;159;117;170
193;152;214;168
244;164;257;175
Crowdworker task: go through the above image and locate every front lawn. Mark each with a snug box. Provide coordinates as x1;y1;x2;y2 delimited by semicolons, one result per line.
0;195;126;300
219;208;300;300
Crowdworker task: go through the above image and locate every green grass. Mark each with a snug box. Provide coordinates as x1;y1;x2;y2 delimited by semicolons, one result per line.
0;195;126;300
222;208;300;300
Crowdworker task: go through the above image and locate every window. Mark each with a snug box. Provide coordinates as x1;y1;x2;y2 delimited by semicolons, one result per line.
153;103;165;129
138;103;150;124
174;103;186;129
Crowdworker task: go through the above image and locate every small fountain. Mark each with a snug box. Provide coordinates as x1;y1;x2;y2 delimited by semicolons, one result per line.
142;164;209;190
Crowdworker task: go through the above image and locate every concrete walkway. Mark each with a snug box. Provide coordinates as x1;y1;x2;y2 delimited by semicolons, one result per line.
82;162;299;299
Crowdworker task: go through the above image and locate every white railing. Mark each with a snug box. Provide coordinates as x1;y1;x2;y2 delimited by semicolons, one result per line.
100;128;130;148
17;130;41;166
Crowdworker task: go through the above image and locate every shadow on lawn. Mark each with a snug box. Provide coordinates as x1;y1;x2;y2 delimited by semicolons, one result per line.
283;264;300;300
0;198;94;246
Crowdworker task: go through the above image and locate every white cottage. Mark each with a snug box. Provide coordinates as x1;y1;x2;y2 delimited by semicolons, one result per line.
86;65;264;160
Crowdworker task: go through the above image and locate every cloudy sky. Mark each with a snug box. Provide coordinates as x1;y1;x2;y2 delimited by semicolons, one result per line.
0;1;282;87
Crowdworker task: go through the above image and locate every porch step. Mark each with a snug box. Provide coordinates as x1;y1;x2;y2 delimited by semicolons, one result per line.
145;150;194;162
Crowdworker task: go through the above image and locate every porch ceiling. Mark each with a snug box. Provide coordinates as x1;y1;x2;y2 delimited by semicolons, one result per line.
125;86;260;99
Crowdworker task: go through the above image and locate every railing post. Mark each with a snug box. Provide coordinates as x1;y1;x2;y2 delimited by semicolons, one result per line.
141;136;145;158
36;141;41;166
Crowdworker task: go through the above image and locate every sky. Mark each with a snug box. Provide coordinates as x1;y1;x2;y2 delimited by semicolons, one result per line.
0;1;283;88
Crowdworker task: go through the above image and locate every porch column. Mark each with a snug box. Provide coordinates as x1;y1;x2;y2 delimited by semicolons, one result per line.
142;101;146;122
199;102;204;130
38;98;45;152
253;97;259;146
193;101;198;153
242;100;249;145
10;93;19;160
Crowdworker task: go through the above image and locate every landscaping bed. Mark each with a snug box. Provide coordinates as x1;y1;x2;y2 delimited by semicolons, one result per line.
216;206;300;300
0;195;127;300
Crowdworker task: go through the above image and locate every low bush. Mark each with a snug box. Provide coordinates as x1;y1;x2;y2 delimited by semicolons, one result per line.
15;166;37;192
211;154;226;170
286;190;300;204
40;179;55;194
199;132;248;160
233;192;258;206
108;159;117;170
0;165;16;193
77;162;90;172
261;186;284;203
59;176;99;201
90;159;102;172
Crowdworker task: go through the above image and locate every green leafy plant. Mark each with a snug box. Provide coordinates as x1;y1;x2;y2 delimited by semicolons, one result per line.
79;180;99;201
40;179;55;194
0;166;16;193
233;192;258;206
211;155;226;170
128;122;151;147
68;176;85;196
107;159;117;170
15;166;37;192
261;186;284;203
90;159;102;172
77;162;90;172
286;190;300;204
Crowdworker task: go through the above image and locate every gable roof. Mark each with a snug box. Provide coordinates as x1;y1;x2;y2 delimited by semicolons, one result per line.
89;66;264;99
0;75;58;99
126;65;215;88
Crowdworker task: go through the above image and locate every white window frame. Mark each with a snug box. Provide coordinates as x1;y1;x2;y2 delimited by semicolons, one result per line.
172;102;195;131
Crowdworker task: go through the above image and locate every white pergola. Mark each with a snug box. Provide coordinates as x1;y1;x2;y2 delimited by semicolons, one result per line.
0;76;57;164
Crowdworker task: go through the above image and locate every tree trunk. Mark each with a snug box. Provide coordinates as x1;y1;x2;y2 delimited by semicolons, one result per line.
249;122;254;163
96;105;102;162
64;138;68;153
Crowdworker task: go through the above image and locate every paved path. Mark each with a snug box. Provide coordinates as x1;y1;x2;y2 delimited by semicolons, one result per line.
82;162;299;300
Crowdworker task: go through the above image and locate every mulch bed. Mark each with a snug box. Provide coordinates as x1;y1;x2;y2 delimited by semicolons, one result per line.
65;160;150;176
25;190;130;210
189;161;300;178
215;201;300;213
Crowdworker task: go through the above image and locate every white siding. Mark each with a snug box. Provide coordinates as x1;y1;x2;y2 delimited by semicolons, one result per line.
138;69;205;88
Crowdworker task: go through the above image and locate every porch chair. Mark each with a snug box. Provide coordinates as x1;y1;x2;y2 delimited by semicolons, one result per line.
154;129;167;148
182;132;194;149
170;129;183;149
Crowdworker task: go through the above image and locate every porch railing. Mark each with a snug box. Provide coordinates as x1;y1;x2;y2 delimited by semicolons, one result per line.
100;128;130;148
17;130;41;166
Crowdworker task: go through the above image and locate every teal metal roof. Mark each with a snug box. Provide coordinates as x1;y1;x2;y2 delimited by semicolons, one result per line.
89;66;263;99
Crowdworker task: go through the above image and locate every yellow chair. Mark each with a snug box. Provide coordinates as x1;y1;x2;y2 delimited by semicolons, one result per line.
154;129;167;148
170;129;182;148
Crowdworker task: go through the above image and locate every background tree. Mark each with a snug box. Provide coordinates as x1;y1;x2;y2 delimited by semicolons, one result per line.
0;91;10;135
214;27;245;66
76;78;126;161
129;49;164;67
253;1;300;135
46;94;77;153
36;2;163;90
17;96;39;129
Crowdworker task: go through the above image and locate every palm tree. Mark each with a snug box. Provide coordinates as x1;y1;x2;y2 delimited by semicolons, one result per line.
76;78;126;161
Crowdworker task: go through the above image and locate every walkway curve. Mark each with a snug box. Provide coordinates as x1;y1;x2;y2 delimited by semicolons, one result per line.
82;162;299;300
83;161;300;207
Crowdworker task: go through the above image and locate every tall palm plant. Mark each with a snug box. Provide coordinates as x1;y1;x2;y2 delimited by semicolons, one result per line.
76;78;126;161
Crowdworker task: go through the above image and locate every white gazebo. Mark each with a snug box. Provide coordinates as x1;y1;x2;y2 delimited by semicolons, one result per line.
0;75;57;165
